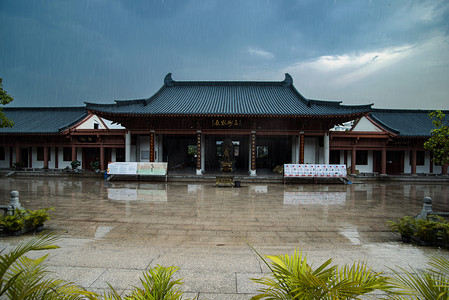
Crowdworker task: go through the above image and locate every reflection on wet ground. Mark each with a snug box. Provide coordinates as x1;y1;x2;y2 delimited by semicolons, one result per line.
0;178;448;297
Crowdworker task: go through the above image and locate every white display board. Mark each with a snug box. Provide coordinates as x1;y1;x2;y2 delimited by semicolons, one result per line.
107;162;167;176
284;164;347;177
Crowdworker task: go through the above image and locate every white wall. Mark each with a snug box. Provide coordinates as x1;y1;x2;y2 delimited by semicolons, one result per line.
139;135;150;162
77;115;107;130
0;147;10;168
356;150;374;173
304;137;316;164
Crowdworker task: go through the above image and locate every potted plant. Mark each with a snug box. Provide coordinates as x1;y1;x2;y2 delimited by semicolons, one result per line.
386;216;416;242
71;160;81;170
26;207;54;232
12;162;23;171
90;160;100;173
0;210;25;235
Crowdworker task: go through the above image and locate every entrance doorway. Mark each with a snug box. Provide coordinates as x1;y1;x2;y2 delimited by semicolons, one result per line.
21;148;29;168
82;148;100;170
373;151;404;175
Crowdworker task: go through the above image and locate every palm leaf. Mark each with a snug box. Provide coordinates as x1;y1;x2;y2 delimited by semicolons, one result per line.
0;232;60;296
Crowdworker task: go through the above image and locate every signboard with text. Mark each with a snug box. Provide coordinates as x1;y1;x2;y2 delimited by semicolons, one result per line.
284;164;346;178
107;162;167;176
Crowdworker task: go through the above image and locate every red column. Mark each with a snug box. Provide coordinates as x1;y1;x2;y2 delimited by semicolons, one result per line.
100;145;105;171
43;146;49;168
15;145;21;163
251;131;256;174
411;150;417;175
54;147;58;169
71;145;77;162
351;147;356;174
196;131;202;174
443;164;448;175
381;148;386;175
429;152;433;174
150;131;155;162
29;147;33;168
299;132;304;164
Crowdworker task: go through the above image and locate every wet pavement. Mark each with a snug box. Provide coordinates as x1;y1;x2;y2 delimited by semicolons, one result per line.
1;177;449;299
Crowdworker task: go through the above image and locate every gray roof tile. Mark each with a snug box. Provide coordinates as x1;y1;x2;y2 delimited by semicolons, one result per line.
86;74;372;117
0;107;87;134
369;109;449;137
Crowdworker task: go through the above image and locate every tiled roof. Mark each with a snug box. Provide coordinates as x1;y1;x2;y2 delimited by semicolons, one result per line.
0;107;88;134
369;109;449;137
86;73;372;117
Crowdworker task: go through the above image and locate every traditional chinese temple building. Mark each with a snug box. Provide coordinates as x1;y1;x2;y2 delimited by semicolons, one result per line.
0;73;447;176
85;73;371;176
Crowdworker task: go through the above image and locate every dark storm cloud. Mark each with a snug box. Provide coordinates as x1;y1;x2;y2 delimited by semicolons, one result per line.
0;0;448;109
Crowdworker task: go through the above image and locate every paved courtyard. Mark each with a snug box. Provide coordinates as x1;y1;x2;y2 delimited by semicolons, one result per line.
1;177;449;299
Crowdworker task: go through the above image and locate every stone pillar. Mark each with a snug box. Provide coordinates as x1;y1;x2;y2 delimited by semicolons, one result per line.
411;150;417;175
324;132;329;164
43;146;49;168
150;130;155;162
100;145;105;171
196;131;202;175
416;196;433;220
381;148;387;175
351;147;356;174
125;131;131;162
299;132;305;164
10;191;23;210
250;131;256;176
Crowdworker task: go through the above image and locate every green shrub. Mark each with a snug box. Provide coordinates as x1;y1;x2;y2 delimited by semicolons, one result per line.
387;215;449;247
25;207;54;228
386;216;416;237
250;248;392;299
0;209;26;233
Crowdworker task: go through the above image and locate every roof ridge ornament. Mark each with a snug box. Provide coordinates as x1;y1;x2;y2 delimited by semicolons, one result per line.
283;73;293;87
164;73;174;87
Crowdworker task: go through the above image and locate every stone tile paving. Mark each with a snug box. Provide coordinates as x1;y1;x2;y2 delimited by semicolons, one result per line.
0;178;449;298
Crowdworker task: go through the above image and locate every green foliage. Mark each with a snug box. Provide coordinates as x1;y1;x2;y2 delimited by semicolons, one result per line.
103;265;192;300
0;210;26;232
25;207;54;227
90;160;100;171
386;216;416;237
0;232;96;299
424;110;449;166
0;78;14;128
71;160;81;170
251;249;392;299
387;215;449;246
125;265;185;300
388;256;449;299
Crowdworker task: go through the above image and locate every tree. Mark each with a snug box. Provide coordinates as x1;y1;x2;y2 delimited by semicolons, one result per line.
424;110;449;167
0;78;14;128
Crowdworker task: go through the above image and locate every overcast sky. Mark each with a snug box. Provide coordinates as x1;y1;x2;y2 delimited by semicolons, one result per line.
1;0;448;109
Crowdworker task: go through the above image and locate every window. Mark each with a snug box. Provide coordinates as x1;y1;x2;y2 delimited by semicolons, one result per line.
410;151;425;166
330;150;340;164
93;123;99;129
0;147;4;160
257;146;268;159
63;147;72;161
116;148;125;162
356;150;368;165
187;145;197;157
37;147;51;161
